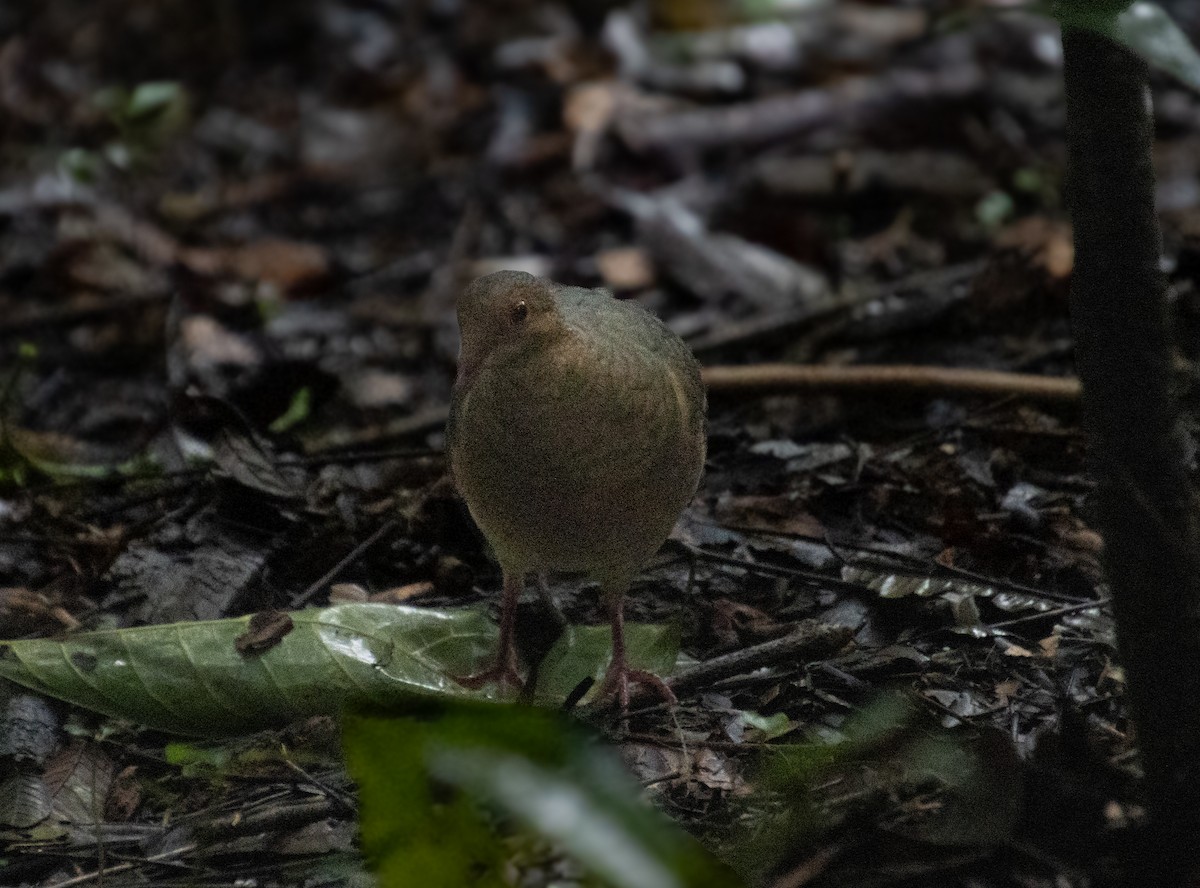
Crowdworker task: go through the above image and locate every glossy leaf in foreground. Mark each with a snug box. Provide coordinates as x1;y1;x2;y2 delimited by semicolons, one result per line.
343;701;741;888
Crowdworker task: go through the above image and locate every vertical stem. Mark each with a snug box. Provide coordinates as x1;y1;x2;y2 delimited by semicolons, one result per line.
1063;26;1200;879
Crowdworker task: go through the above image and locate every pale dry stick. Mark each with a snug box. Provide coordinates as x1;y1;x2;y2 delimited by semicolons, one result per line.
306;363;1081;453
42;843;200;888
702;364;1080;403
769;836;860;888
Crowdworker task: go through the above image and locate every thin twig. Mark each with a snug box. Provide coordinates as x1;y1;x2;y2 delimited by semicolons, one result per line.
282;759;357;815
688;261;983;356
665;620;854;699
702;364;1079;402
769;837;859;888
301;405;452;453
985;598;1111;633
290;520;398;608
41;843;199;888
302;362;1079;456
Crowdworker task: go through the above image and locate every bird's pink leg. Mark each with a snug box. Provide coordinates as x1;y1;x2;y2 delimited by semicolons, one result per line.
597;589;676;712
456;570;524;691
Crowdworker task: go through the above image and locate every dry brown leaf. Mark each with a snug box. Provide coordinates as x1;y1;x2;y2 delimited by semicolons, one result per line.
370;581;435;603
330;582;369;603
994;678;1020;704
105;766;142;822
994;216;1075;280
710;598;792;645
563;81;619;134
230;239;329;289
595;246;655;290
180;239;330;291
235;610;296;657
714;493;824;538
179;315;260;368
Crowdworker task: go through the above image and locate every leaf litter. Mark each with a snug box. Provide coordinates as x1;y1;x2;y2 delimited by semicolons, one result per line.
0;1;1174;886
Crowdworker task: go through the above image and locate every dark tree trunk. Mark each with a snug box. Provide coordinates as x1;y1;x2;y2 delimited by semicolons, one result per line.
1063;26;1200;881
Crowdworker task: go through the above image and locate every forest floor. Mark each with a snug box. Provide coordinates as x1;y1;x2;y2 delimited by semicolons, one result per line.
3;2;1197;886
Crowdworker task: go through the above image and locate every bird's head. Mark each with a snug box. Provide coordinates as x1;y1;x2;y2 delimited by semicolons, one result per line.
455;270;564;387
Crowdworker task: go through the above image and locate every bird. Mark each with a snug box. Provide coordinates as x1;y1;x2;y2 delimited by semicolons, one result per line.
447;270;706;709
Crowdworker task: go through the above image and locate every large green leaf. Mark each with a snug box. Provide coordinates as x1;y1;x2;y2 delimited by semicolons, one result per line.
535;622;682;703
343;701;742;888
0;604;681;736
0;605;491;735
1051;2;1200;92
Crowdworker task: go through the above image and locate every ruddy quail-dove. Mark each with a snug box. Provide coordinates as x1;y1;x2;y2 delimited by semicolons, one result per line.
448;270;706;708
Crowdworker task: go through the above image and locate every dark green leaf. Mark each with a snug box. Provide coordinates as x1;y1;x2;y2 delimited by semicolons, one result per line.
345;706;509;888
343;702;741;888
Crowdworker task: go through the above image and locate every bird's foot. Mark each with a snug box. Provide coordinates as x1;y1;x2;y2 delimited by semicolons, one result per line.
597;663;677;713
455;571;525;695
455;659;524;693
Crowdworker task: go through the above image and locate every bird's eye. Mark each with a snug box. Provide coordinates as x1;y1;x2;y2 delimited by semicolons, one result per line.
511;301;529;324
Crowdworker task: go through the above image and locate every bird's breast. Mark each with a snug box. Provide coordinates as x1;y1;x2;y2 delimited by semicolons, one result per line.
449;340;703;577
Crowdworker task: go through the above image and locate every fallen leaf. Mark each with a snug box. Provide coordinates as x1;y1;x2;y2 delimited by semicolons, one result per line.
330;583;369;603
235;610;296;657
563;81;620;135
370;582;435;603
993;679;1020;705
714;494;824;538
596;246;655;290
180;238;330;291
179;315;260;368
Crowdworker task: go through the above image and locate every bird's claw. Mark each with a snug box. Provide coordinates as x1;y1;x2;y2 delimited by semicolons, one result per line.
454;661;524;693
598;665;676;713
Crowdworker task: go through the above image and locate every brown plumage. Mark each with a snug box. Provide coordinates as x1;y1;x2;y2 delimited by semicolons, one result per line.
447;270;706;706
